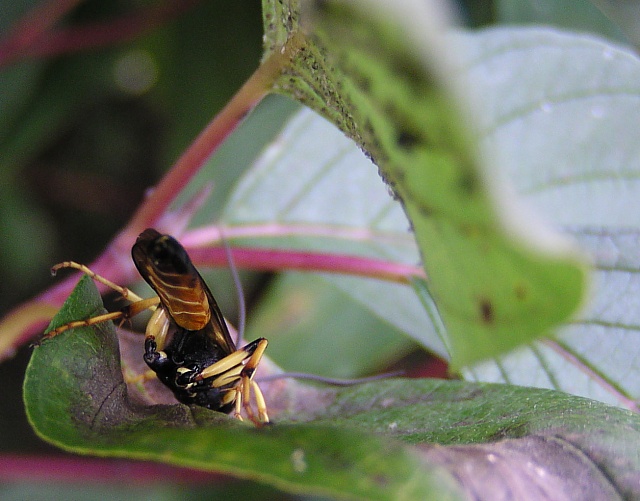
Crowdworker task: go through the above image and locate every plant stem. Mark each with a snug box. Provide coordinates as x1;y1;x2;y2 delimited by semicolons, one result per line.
122;41;297;242
0;0;84;67
186;246;425;285
182;222;416;249
542;338;640;413
0;0;200;67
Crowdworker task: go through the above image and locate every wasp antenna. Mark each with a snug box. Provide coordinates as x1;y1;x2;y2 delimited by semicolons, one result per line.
220;229;245;345
50;262;66;276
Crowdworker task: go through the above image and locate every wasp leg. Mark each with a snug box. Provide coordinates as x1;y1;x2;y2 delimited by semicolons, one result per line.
43;296;159;341
44;261;161;341
251;380;268;423
144;306;170;350
237;338;269;425
235;378;269;425
42;310;128;341
190;338;269;425
195;338;265;381
52;261;145;303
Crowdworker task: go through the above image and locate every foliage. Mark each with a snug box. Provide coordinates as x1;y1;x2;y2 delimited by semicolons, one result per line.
2;0;640;499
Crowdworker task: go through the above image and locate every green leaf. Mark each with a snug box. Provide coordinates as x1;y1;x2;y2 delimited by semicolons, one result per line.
25;277;640;498
262;0;589;368
224;107;438;369
245;273;416;378
26;276;463;500
237;21;640;408
449;27;640;409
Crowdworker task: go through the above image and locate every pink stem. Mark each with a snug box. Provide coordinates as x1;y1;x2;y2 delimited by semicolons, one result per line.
119;45;291;244
187;246;425;285
0;0;200;67
0;0;83;67
183;222;412;247
542;338;639;413
0;454;225;484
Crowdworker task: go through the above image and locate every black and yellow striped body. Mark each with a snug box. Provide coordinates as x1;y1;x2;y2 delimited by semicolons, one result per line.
132;229;235;354
44;228;269;424
131;229;268;422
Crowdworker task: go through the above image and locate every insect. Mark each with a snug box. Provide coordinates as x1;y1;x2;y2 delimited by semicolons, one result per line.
43;228;269;426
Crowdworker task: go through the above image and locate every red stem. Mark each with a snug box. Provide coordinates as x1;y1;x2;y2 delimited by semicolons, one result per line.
187;246;425;285
13;240;423;358
119;47;293;245
0;0;200;68
542;339;639;412
0;454;225;485
0;0;84;66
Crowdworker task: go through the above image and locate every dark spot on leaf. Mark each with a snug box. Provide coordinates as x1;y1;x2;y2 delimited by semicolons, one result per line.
397;128;420;149
514;283;528;301
418;202;432;217
390;168;404;183
459;223;479;238
350;71;371;93
390;57;426;94
458;171;478;196
380;102;426;152
479;299;494;324
362;118;375;138
313;0;331;14
373;473;390;487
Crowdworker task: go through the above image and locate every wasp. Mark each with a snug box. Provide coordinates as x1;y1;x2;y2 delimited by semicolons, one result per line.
43;228;269;426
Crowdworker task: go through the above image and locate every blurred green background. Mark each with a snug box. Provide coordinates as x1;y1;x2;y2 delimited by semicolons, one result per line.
0;0;268;454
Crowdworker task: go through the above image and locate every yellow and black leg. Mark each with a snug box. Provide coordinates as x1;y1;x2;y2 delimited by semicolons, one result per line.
237;338;269;425
42;261;159;341
193;338;270;425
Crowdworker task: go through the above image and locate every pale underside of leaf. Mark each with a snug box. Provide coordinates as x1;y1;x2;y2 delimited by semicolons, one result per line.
454;28;640;410
256;6;640;409
262;0;588;368
225;96;640;406
223;106;448;357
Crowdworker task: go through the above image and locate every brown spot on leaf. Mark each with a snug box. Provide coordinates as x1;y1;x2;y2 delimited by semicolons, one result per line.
417;202;433;217
514;283;528;301
479;299;494;324
458;171;478;196
396;128;420;149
